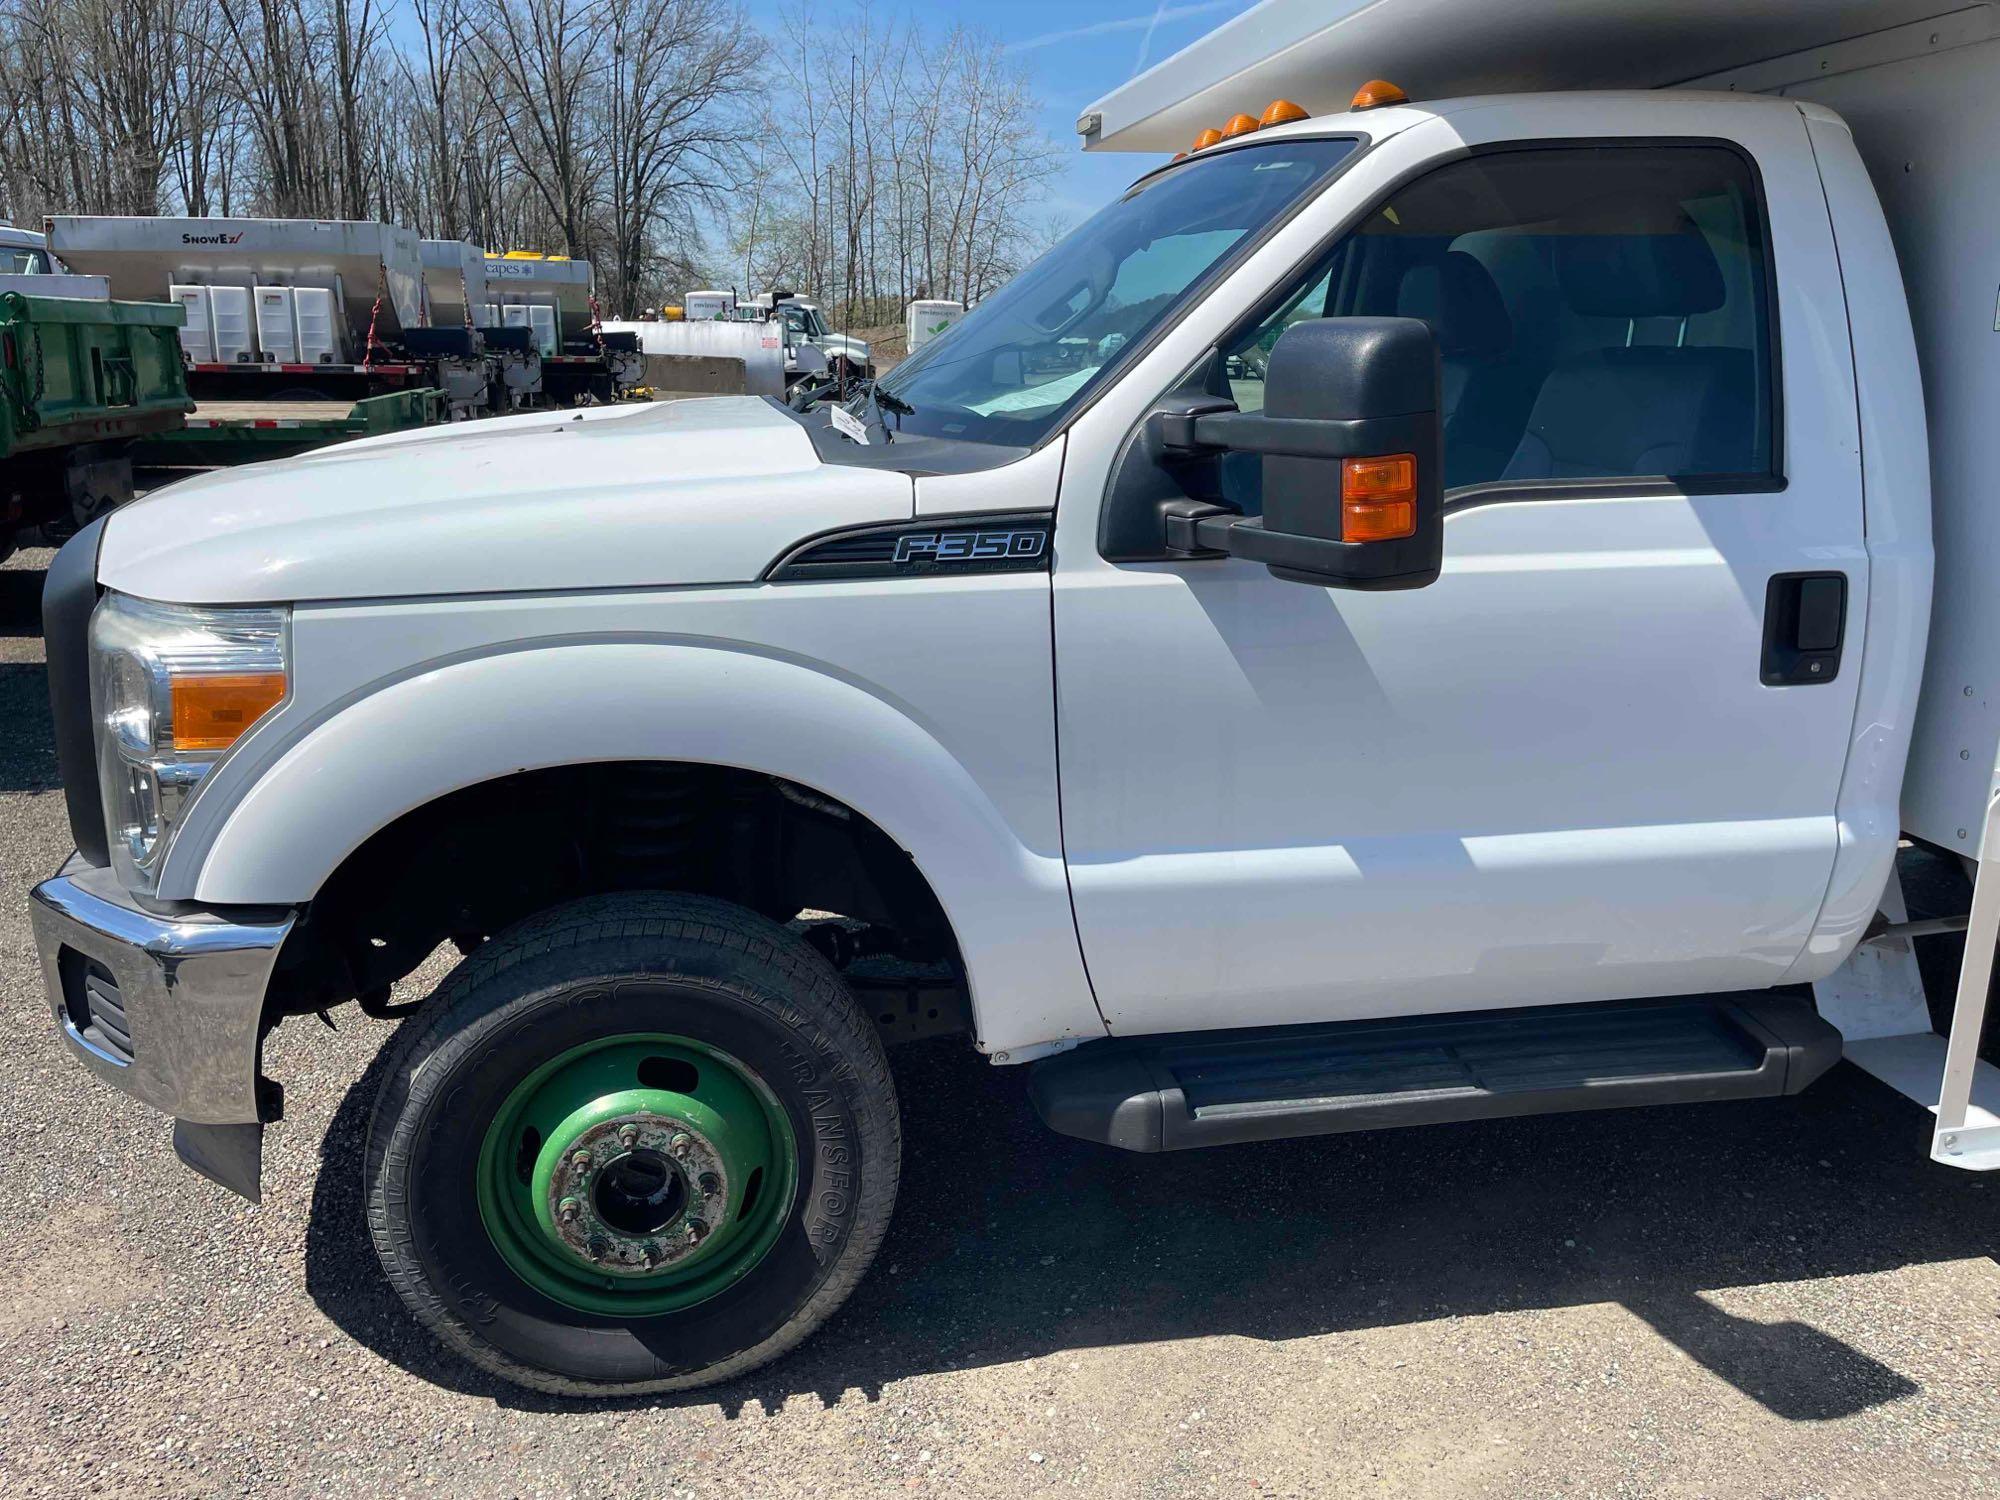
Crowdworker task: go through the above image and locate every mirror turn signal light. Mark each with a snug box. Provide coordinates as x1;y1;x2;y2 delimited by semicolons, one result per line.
1350;79;1410;111
1341;454;1418;542
171;671;288;752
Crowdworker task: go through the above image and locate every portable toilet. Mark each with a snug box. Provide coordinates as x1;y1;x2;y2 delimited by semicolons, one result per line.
906;299;965;352
685;289;736;321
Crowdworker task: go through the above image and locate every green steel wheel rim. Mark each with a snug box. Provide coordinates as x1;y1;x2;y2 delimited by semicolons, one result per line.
474;1033;799;1316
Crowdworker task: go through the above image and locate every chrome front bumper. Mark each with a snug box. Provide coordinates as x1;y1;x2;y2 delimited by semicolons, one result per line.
30;859;294;1127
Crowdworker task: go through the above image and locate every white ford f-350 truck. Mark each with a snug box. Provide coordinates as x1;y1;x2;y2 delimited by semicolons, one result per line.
28;0;2000;1394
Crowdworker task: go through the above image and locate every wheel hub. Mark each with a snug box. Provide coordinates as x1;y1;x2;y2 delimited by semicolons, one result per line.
476;1035;798;1316
545;1112;728;1274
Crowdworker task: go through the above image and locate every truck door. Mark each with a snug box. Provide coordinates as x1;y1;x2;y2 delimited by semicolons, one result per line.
1052;104;1868;1036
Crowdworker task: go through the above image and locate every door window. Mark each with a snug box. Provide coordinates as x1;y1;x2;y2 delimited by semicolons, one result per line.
1219;144;1777;497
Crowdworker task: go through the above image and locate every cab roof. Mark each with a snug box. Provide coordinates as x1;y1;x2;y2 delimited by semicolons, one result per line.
1080;0;1939;152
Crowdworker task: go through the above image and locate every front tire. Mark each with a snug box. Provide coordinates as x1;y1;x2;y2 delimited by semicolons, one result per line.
364;892;900;1395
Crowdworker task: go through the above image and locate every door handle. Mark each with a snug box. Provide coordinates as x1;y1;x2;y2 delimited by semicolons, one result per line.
1761;572;1847;686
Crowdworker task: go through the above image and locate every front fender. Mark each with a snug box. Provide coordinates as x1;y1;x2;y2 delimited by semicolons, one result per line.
174;638;1102;1055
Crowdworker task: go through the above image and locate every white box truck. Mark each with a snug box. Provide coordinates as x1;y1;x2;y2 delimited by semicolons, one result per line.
26;0;2000;1398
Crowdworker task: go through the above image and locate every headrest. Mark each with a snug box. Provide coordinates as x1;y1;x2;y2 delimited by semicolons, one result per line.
1555;204;1725;319
1396;251;1512;358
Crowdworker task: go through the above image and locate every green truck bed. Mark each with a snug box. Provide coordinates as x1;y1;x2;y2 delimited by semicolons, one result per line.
130;387;450;466
0;291;194;554
0;292;192;458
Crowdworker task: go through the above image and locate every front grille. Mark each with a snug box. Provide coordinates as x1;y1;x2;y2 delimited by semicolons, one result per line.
59;947;133;1064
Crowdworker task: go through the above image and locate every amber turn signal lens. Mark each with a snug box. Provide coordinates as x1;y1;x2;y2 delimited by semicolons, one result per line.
1350;79;1410;111
1220;112;1261;139
1341;454;1418;542
1191;127;1223;151
171;671;287;752
1261;99;1310;128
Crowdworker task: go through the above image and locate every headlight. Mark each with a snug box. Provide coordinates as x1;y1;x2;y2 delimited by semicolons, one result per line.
88;593;289;894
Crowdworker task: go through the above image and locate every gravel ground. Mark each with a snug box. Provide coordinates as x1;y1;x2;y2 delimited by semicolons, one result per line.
1;543;1997;1499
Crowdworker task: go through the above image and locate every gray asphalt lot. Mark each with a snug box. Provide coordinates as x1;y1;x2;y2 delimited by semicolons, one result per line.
1;542;1996;1498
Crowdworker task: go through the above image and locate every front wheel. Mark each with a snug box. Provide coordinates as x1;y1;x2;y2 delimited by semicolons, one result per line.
364;892;900;1395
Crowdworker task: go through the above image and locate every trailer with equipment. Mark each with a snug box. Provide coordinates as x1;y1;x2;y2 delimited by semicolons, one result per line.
45;216;435;405
26;0;2000;1401
482;251;642;403
415;239;540;417
0;291;190;557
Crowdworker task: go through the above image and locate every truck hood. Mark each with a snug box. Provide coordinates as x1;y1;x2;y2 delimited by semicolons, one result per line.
96;396;912;604
815;332;870;363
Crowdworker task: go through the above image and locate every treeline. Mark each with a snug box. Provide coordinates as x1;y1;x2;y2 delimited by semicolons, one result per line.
0;0;1062;316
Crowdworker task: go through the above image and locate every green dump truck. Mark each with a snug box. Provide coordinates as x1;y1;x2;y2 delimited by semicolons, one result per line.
0;290;191;560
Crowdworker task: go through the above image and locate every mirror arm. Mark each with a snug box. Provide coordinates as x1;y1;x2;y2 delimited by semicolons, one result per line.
1162;408;1392;461
1164;506;1315;569
1161;499;1238;557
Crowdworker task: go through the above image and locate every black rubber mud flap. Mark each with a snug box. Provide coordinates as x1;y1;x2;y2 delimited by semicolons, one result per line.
174;1119;264;1203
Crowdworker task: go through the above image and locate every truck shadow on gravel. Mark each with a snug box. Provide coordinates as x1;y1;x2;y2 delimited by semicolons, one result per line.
0;663;56;792
303;1036;1996;1422
0;560;58;793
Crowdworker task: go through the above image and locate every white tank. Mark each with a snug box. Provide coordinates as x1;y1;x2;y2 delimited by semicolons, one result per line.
294;286;341;364
526;305;559;356
209;284;254;364
255;286;298;362
906;299;965;352
171;285;216;363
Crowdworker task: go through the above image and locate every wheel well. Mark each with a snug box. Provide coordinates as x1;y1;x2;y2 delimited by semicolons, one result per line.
268;761;971;1043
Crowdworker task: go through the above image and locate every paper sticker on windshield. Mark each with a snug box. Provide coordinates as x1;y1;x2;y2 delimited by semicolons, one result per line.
829;405;869;444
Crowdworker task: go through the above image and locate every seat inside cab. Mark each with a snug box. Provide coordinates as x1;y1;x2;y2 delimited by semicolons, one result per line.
1220;141;1778;501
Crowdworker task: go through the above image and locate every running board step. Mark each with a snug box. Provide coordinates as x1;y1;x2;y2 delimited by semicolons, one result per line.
1029;994;1842;1152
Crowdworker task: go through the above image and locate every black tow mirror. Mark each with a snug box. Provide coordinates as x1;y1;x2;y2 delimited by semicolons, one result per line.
1158;317;1443;590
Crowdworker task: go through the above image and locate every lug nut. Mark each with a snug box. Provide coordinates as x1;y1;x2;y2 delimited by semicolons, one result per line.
669;1132;691;1158
685;1218;707;1243
557;1196;582;1223
618;1124;641;1148
570;1150;591;1171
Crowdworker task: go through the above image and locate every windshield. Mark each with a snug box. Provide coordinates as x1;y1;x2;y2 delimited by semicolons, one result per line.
782;304;831;340
874;137;1356;445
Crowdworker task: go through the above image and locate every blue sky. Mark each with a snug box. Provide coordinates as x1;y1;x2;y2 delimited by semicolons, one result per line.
740;0;1262;231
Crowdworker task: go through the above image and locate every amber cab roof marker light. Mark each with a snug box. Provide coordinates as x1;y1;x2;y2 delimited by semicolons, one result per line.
1350;79;1410;111
1260;99;1310;128
1191;127;1224;152
1220;112;1261;140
